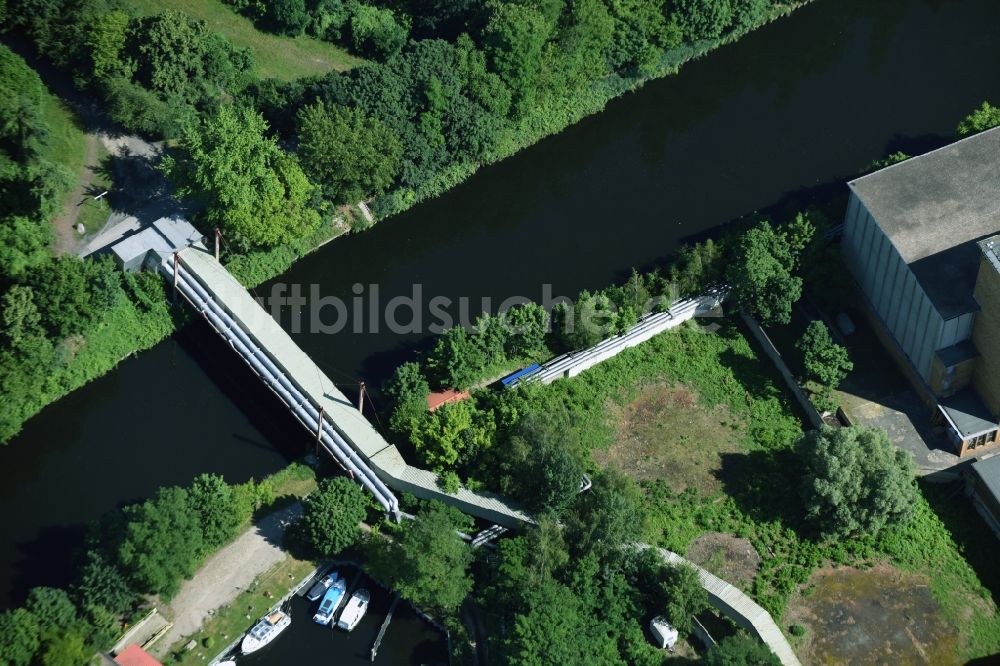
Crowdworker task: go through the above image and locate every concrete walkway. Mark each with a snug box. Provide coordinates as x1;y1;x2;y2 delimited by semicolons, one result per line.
640;545;802;666
151;503;303;657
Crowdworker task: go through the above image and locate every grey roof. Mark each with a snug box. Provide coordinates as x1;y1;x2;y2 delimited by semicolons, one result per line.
935;339;979;368
849;126;1000;319
939;388;998;439
111;216;203;265
972;454;1000;505
982;235;1000;276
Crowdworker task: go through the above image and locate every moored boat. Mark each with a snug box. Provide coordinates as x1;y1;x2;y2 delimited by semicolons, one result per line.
305;571;339;602
241;609;291;654
336;588;371;631
312;578;347;625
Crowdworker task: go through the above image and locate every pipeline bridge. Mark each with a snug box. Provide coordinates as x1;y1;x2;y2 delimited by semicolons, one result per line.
161;246;531;527
158;243;800;666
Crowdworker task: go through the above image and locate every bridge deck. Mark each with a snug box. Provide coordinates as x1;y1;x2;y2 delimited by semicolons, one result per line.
176;247;532;528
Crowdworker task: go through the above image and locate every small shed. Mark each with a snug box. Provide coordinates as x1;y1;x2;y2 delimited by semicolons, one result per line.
649;616;679;651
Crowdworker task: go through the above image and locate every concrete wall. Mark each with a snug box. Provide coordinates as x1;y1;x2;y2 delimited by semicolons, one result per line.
973;256;1000;415
842;193;974;384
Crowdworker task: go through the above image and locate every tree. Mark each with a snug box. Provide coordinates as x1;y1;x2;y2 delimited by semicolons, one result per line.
384;361;430;434
957;101;1000;136
365;501;473;612
796;320;852;405
408;399;495;472
116;486;204;596
164;104;320;248
726;220;802;325
730;0;771;33
297;477;368;557
704;634;781;665
349;5;409;59
506;577;596;665
0;608;40;666
658;563;708;635
189;473;244;550
37;626;89;666
266;0;309;35
553;290;619;351
503;302;550;357
1;285;43;347
482;0;552;117
503;410;584;515
24;587;76;634
73;550;137;618
296;101;402;204
797;426;916;540
672;0;734;41
426;326;486;389
565;469;646;567
0;216;51;280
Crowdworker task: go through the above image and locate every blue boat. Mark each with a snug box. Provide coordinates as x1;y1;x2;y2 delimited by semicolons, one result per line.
312;577;347;625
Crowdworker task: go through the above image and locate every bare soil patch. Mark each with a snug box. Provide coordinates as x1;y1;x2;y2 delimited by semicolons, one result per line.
686;533;761;587
784;563;959;665
595;383;743;493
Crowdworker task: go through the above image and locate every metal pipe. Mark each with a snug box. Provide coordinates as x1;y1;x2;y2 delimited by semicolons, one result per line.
165;256;399;516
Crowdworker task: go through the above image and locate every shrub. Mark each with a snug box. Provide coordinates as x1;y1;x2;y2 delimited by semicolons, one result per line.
797;425;917;540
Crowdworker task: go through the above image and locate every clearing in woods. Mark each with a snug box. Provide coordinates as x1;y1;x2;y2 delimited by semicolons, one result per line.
594;383;743;494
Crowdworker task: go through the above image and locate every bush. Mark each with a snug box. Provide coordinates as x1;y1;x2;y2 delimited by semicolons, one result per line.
797;426;917;540
957;101;1000;136
349;5;408;59
790;623;806;636
297;477;368;557
704;634;781;665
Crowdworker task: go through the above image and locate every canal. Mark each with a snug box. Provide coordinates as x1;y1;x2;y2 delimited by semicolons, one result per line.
2;0;999;633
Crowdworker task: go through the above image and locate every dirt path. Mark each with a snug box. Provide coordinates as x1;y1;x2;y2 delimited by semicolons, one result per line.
51;133;100;255
151;502;303;657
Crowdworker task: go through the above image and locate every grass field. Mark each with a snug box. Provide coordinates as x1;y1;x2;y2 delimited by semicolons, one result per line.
127;0;364;80
595;383;743;494
36;86;87;209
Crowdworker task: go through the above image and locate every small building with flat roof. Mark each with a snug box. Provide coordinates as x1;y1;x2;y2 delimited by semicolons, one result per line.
842;126;1000;456
968;454;1000;539
111;216;203;272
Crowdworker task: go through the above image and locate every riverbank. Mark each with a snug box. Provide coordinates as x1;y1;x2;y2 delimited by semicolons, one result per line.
0;2;809;444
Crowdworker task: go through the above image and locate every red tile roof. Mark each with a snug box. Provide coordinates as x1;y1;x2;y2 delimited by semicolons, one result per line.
427;388;471;412
114;645;163;666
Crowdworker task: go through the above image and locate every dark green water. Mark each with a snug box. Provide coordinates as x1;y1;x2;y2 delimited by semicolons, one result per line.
2;1;999;656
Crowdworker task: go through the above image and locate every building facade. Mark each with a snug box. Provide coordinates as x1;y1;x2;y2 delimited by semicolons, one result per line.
843;127;1000;456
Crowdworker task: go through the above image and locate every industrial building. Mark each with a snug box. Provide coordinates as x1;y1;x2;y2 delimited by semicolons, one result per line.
842;126;1000;456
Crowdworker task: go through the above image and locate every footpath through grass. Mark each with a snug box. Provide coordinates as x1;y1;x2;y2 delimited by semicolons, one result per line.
127;0;363;80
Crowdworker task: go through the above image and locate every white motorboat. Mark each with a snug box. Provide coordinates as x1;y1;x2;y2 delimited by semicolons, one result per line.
336;588;371;631
241;609;291;654
312;578;347;625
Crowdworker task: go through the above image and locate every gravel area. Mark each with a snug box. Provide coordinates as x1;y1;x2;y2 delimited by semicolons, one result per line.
151;502;303;657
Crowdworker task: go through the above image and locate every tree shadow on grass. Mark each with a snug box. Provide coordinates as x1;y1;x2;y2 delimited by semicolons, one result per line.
717;449;806;530
920;481;1000;606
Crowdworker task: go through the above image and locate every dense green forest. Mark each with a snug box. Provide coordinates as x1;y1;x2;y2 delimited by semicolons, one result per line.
6;0;805;246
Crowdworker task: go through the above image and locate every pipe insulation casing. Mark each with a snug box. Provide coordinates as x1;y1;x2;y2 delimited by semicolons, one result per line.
166;257;398;515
